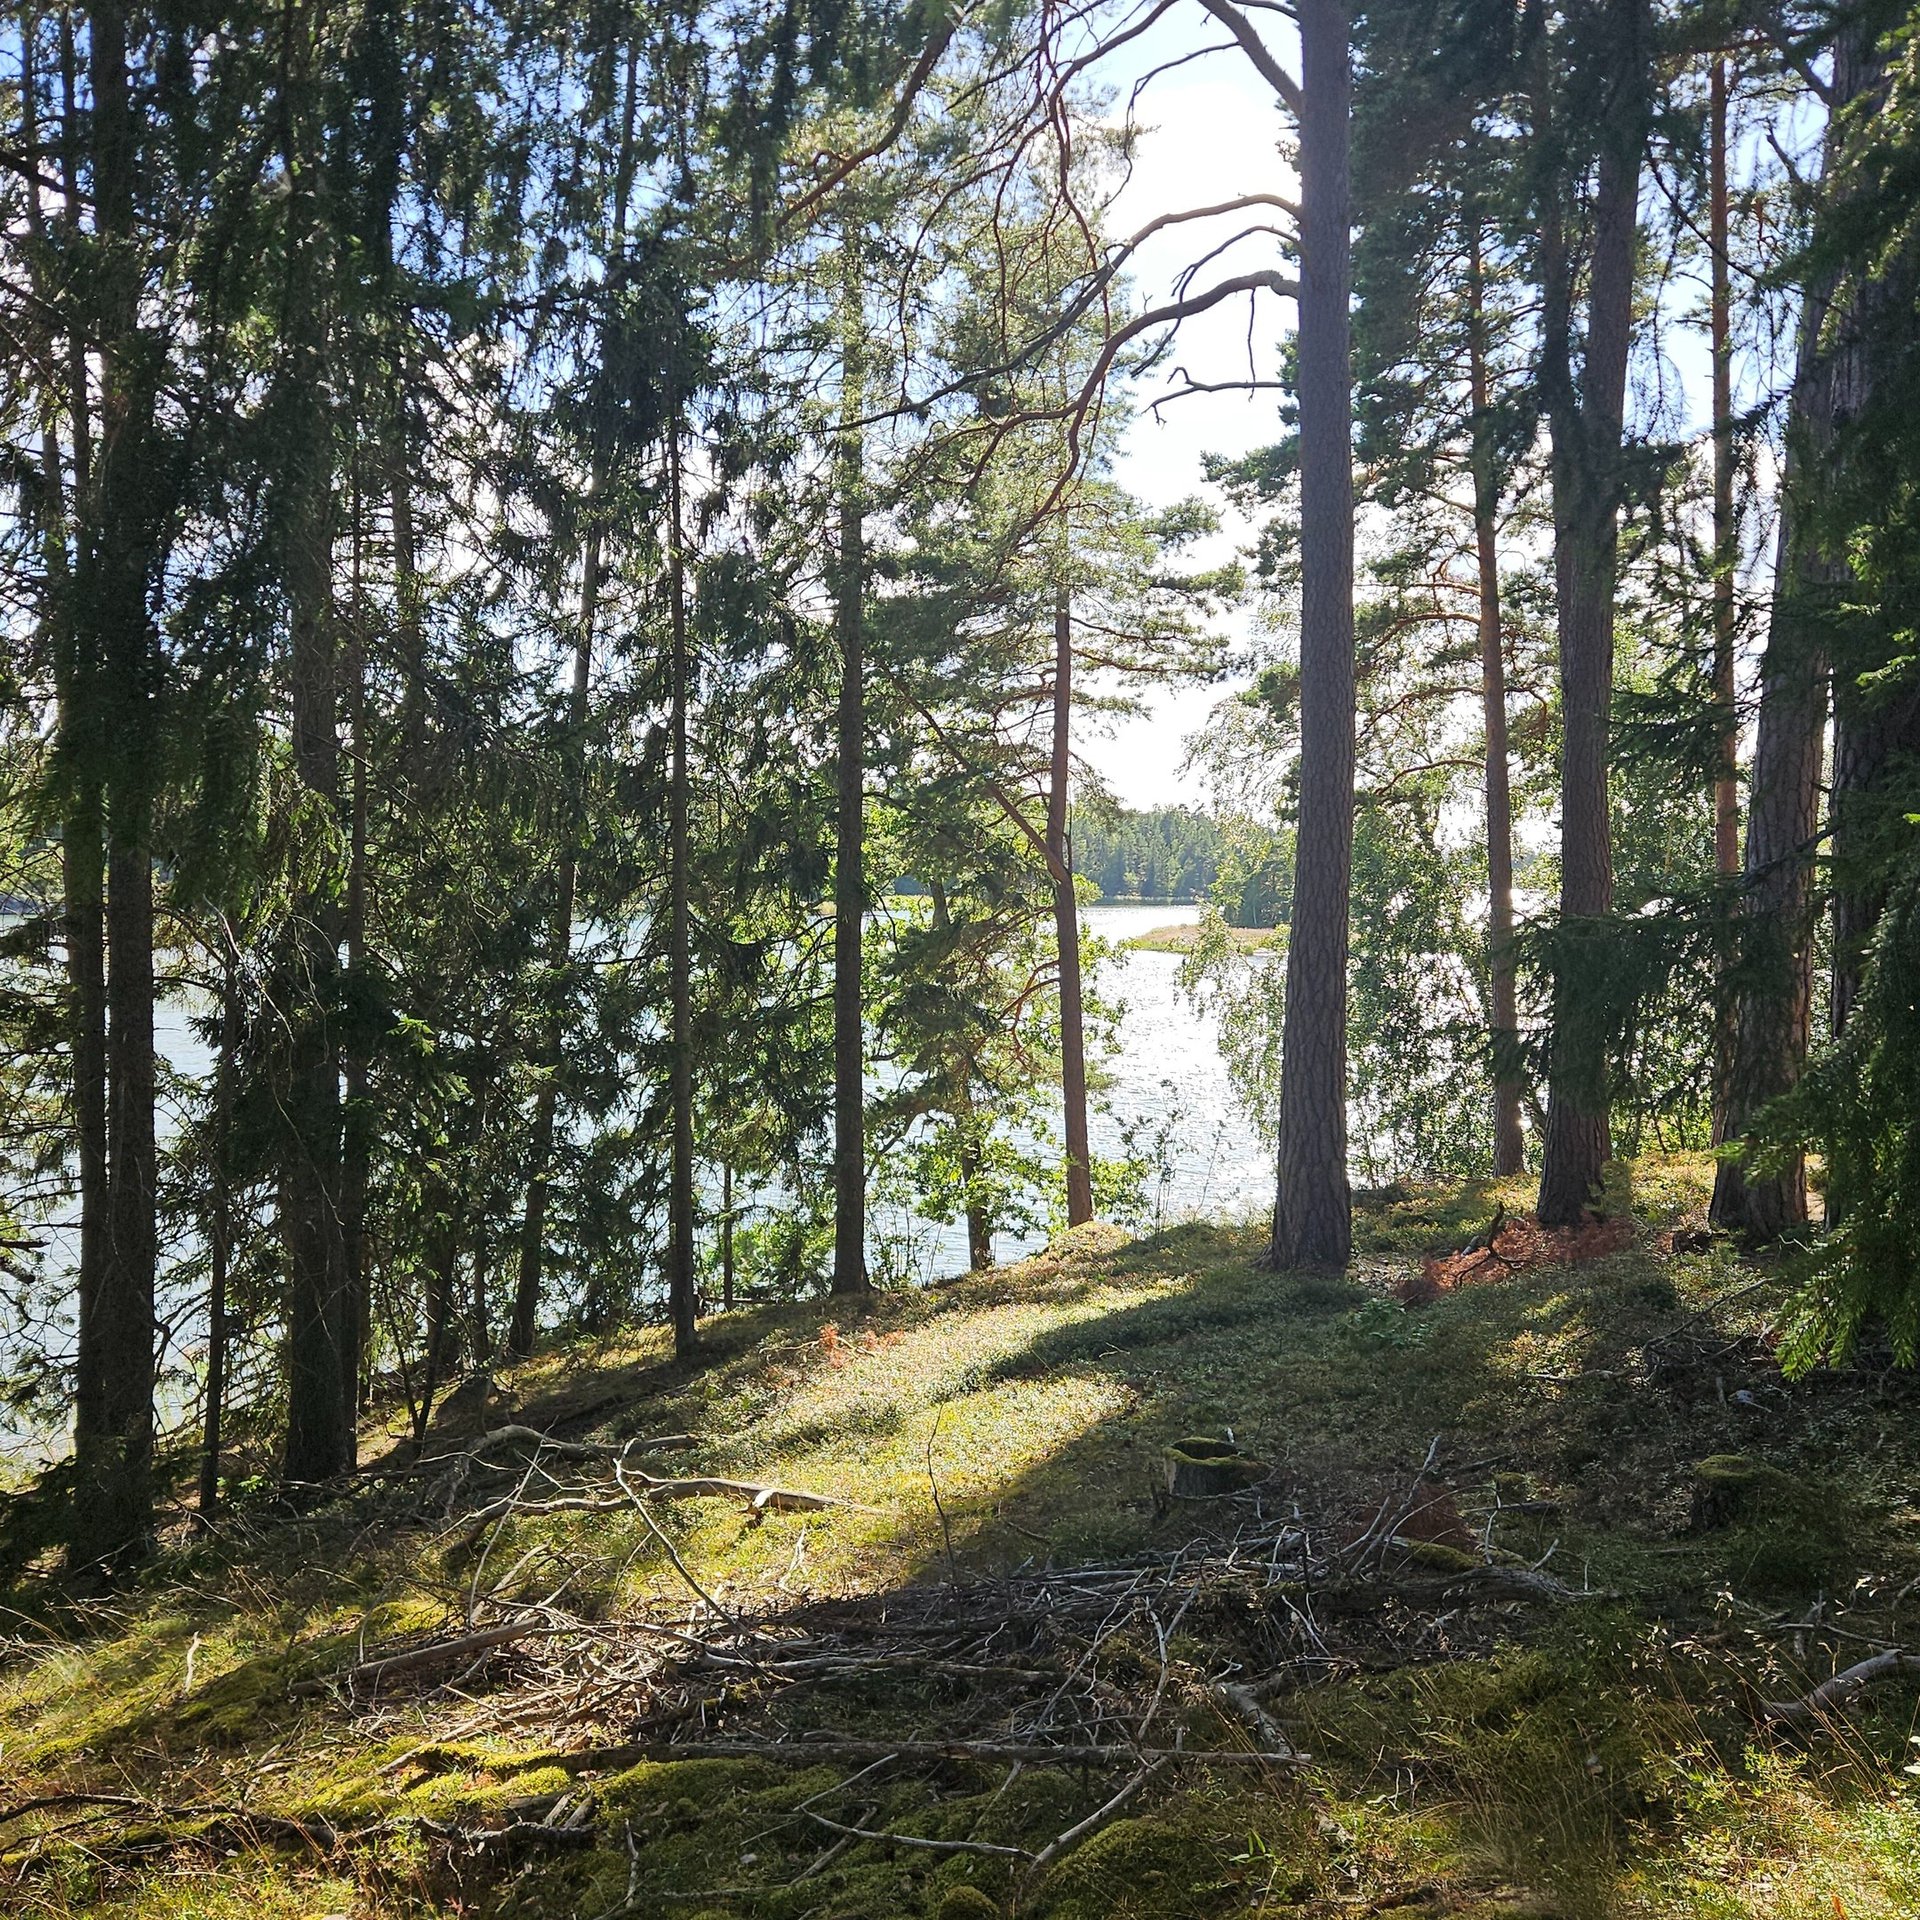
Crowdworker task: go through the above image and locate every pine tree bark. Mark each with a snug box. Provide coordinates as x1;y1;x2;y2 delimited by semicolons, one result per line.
1712;17;1882;1234
341;530;371;1420
666;411;700;1355
1047;586;1094;1227
1533;0;1648;1228
68;0;158;1575
1271;0;1356;1268
1467;221;1524;1178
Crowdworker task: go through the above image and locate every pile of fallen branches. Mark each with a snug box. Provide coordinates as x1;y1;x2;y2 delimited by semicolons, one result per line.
325;1443;1600;1767
0;1450;1614;1905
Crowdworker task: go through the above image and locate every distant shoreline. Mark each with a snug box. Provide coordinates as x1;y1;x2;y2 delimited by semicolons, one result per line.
1127;922;1278;955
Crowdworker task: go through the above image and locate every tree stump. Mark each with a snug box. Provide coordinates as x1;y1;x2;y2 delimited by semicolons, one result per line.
1163;1436;1265;1499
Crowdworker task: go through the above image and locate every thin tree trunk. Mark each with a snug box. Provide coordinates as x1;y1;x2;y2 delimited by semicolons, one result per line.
1271;0;1356;1268
1466;220;1524;1178
508;56;637;1356
1709;56;1740;885
198;948;240;1524
1534;0;1647;1228
1047;586;1094;1227
666;411;699;1355
413;1209;463;1443
68;0;157;1576
17;11;112;1445
831;268;869;1298
1707;54;1743;1151
509;527;599;1357
341;494;371;1418
721;1160;736;1311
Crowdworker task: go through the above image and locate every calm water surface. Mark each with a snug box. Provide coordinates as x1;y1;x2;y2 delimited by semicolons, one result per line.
4;902;1274;1460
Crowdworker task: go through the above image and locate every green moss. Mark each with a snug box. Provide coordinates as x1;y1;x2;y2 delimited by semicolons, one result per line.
935;1888;1002;1920
1034;1812;1229;1920
1401;1540;1482;1574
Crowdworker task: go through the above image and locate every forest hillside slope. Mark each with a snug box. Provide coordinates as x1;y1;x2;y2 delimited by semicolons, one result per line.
5;1159;1920;1919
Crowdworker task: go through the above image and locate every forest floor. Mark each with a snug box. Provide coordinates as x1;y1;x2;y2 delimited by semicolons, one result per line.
6;1153;1920;1920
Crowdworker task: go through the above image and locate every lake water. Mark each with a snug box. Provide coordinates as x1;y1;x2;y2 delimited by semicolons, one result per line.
3;900;1276;1461
870;902;1275;1279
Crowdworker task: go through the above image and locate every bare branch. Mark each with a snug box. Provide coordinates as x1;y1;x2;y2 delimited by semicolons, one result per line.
1195;0;1304;116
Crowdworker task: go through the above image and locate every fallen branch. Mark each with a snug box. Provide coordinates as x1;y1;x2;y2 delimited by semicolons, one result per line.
1762;1648;1920;1727
460;1473;882;1541
503;1736;1303;1773
1211;1681;1297;1758
291;1621;539;1697
1025;1755;1168;1882
801;1807;1033;1860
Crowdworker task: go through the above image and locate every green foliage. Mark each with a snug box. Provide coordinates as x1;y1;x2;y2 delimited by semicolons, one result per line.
1767;830;1920;1370
1070;807;1226;904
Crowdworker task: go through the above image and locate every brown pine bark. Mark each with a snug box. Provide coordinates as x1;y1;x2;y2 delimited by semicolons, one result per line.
1047;586;1094;1228
1466;222;1524;1178
1534;0;1648;1228
1271;0;1356;1268
1713;17;1884;1235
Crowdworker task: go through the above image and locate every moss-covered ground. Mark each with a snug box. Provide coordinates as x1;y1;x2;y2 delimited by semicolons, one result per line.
6;1154;1920;1918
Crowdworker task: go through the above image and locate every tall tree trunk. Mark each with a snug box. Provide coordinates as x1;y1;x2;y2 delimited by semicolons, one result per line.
831;274;869;1298
1713;17;1881;1234
1707;54;1743;1150
666;412;699;1355
1271;0;1356;1268
68;0;158;1576
341;502;371;1418
508;56;637;1357
1466;220;1525;1178
18;9;112;1470
1047;586;1094;1227
509;526;599;1357
1534;0;1647;1228
1709;56;1740;887
198;948;240;1523
279;64;353;1484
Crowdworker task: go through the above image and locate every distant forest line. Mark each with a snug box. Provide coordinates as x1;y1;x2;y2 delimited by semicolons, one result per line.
900;807;1287;924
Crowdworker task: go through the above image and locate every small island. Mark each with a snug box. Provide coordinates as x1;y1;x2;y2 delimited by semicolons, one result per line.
1128;921;1278;955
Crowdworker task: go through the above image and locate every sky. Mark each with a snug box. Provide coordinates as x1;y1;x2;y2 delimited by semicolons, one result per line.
1067;8;1298;814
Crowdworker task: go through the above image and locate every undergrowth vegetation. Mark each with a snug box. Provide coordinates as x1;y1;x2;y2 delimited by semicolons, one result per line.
5;1157;1920;1918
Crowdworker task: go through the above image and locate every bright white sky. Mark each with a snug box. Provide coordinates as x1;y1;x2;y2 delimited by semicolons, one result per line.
1074;7;1298;812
